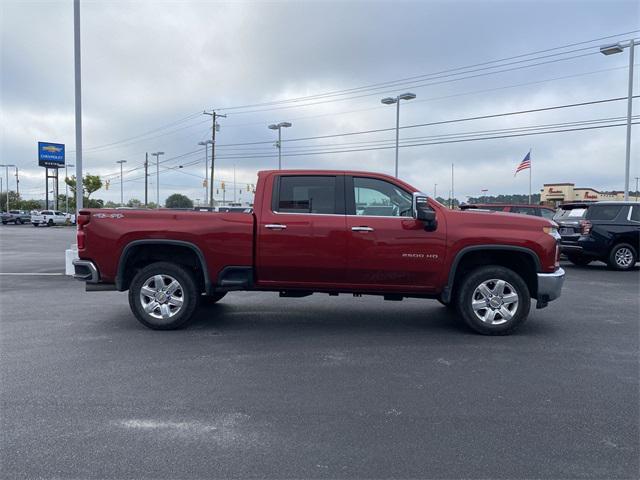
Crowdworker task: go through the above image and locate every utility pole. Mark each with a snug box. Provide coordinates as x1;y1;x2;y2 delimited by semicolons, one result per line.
203;110;226;207
451;163;455;209
116;160;127;206
434;183;437;198
144;153;148;207
233;165;236;204
14;167;19;199
151;152;164;208
73;0;83;213
635;176;639;202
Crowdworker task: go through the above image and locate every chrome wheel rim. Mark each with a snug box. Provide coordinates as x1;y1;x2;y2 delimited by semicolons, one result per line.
615;247;633;268
471;279;519;325
139;274;184;320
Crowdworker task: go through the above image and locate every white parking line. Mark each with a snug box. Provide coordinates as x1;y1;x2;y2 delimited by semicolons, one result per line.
0;272;65;276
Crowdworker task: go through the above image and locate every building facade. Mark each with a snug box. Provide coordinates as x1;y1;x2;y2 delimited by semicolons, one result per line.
540;183;630;205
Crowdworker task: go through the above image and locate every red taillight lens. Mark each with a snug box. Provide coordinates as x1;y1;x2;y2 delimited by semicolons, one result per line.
580;220;592;235
77;213;90;227
77;212;90;250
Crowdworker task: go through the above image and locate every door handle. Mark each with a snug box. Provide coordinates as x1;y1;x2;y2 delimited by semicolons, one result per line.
265;224;287;230
351;226;374;232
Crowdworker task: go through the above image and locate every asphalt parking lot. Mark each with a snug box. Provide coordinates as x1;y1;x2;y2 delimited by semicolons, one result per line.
1;224;638;479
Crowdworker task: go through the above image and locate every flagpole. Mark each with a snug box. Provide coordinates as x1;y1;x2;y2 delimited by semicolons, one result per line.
528;148;532;204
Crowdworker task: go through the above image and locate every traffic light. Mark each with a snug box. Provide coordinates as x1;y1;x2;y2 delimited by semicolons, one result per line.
105;180;110;190
203;179;208;188
221;182;226;190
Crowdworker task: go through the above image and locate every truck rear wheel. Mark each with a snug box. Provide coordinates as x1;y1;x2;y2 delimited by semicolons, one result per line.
128;262;199;330
456;266;530;335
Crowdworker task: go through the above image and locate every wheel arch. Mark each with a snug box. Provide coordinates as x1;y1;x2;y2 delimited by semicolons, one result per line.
442;245;541;303
116;240;211;293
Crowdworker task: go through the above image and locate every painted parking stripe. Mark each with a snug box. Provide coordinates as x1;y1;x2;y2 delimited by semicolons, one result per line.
0;272;66;276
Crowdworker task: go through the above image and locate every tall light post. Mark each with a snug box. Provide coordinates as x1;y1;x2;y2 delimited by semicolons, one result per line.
116;160;127;206
64;163;74;213
0;164;16;211
381;93;416;177
268;122;292;169
600;39;638;201
198;140;212;204
151;152;164;208
73;0;83;213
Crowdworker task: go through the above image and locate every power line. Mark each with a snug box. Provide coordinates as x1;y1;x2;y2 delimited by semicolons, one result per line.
214;30;640;111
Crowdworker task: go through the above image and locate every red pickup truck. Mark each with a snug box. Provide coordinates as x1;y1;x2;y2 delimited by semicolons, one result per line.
73;170;565;335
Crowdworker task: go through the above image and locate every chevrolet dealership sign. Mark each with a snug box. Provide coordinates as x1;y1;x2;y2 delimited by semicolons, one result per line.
38;141;65;168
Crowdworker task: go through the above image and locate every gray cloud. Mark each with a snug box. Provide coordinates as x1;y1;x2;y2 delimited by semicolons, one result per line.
1;0;638;205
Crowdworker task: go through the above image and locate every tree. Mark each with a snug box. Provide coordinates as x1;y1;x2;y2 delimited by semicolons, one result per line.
65;174;103;199
104;201;119;208
0;191;20;212
165;193;193;209
18;199;42;212
127;198;143;208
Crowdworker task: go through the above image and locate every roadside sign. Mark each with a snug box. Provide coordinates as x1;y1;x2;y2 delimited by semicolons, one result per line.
38;142;65;168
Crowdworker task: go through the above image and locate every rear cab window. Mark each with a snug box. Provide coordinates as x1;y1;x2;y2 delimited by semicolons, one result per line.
273;175;344;214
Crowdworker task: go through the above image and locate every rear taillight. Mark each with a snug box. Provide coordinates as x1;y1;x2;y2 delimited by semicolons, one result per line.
580;220;592;235
77;212;90;250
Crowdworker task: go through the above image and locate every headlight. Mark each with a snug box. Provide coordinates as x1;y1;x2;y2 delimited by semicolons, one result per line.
543;225;561;240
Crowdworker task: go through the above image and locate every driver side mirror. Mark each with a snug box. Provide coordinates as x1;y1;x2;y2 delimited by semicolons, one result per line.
413;193;438;231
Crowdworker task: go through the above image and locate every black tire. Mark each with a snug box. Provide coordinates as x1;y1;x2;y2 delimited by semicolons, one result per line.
47;219;53;227
1;222;6;225
16;218;22;225
32;223;38;227
128;262;200;330
456;266;531;335
607;243;637;271
567;254;592;267
202;292;227;305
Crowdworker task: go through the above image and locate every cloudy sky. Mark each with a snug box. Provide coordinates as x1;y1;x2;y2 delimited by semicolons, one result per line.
1;0;639;206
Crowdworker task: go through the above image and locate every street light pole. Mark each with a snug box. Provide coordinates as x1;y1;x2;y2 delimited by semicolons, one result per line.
635;176;639;202
73;0;83;213
150;152;164;208
268;122;292;169
600;39;638;200
0;164;15;211
381;93;416;177
203;111;226;207
116;160;127;206
65;163;74;212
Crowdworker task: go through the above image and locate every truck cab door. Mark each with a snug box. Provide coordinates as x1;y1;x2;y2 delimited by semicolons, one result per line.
256;174;348;288
345;175;446;292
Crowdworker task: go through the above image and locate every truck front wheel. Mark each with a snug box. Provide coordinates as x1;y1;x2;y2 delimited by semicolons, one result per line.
128;262;199;330
456;266;530;335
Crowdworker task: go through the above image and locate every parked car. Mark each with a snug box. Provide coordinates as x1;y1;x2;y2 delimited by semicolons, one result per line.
460;203;556;219
1;210;31;225
561;202;639;270
554;202;592;254
31;210;69;227
73;169;564;335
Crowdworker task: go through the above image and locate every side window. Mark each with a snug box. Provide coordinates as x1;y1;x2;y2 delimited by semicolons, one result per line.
586;205;622;221
540;209;555;220
510;206;537;216
630;206;640;222
276;176;338;214
353;177;413;217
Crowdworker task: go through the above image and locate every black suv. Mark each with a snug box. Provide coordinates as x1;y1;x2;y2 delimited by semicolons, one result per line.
561;202;639;270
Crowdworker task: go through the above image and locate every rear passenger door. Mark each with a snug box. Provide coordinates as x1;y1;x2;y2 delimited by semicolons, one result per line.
256;174;348;287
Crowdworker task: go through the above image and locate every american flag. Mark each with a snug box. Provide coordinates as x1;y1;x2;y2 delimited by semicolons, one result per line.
514;151;531;176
